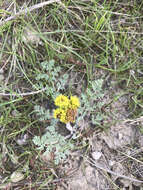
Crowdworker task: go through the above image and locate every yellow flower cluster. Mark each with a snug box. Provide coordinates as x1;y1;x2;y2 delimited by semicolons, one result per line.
53;94;80;123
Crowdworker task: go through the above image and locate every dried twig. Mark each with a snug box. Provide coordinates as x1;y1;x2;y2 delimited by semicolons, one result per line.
86;157;143;184
123;116;143;124
0;88;47;97
0;0;61;27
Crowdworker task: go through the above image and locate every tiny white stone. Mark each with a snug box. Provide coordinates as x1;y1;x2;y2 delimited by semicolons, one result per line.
109;160;115;166
16;134;28;145
92;151;102;160
118;133;123;140
10;172;24;183
66;123;73;133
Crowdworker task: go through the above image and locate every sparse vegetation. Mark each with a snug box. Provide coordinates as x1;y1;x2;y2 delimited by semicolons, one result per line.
0;0;143;189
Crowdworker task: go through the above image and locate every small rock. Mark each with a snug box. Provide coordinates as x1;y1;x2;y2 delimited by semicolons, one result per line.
92;151;102;160
10;171;24;183
109;160;115;167
16;134;29;145
118;133;123;140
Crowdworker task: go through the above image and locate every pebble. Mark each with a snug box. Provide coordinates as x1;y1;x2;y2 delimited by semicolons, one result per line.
92;151;102;160
10;171;24;183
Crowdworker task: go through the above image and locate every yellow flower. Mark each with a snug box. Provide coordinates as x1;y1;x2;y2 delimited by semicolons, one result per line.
53;108;62;119
54;94;70;108
53;107;68;123
60;111;68;123
69;96;80;109
53;94;80;124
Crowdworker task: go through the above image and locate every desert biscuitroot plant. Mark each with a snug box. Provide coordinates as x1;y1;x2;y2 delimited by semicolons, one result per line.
33;60;105;164
77;79;105;126
35;59;68;99
33;94;80;165
33;119;74;165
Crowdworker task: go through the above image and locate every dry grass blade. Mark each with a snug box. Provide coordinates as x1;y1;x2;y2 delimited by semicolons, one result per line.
123;116;143;124
117;149;143;165
0;88;47;97
0;0;61;26
86;157;143;184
